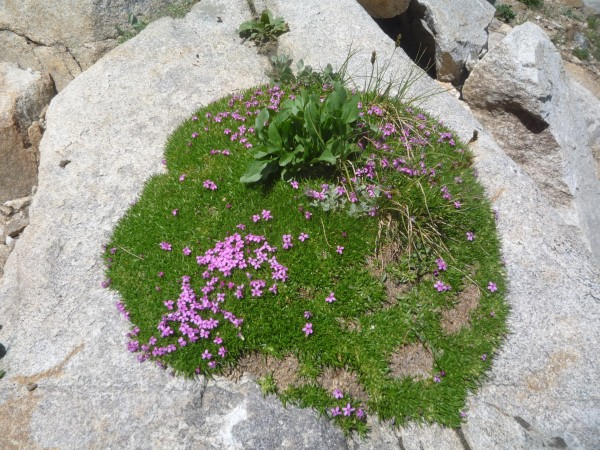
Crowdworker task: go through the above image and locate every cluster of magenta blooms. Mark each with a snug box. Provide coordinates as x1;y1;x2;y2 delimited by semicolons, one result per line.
105;81;499;426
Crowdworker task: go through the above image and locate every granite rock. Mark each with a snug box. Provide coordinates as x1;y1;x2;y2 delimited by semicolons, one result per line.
0;63;55;203
356;0;411;18
404;0;496;83
463;22;600;262
1;0;599;449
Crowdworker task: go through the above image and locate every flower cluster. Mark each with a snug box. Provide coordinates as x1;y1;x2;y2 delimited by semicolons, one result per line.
327;389;365;421
124;232;293;372
203;180;218;190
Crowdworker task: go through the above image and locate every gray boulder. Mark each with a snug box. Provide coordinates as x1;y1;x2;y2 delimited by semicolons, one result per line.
356;0;411;18
0;30;88;92
0;62;54;203
0;0;183;91
402;0;496;83
463;22;600;263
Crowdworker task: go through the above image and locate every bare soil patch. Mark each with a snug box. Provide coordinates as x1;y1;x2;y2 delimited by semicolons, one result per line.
224;352;302;392
367;239;413;310
317;366;369;402
388;342;434;380
440;284;481;334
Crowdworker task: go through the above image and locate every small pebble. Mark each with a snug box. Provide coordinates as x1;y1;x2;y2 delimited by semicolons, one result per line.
26;382;38;391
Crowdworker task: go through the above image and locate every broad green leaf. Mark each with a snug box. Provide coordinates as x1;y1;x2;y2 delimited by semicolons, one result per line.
240;160;269;184
268;122;282;147
304;101;321;143
253;150;270;159
255;108;270;132
326;83;346;112
260;10;273;25
341;95;360;124
238;21;257;33
279;152;294;166
316;148;336;164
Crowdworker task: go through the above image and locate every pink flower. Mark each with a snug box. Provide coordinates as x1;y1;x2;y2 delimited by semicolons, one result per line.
436;258;447;271
298;233;309;242
304;311;312;319
466;231;475;241
203;180;217;190
304;211;312;220
290;180;299;189
252;214;260;223
342;403;355;416
434;280;451;292
261;210;273;220
336;246;344;255
325;292;336;303
182;247;192;256
333;389;343;399
202;349;212;360
172;209;179;216
236;224;246;230
330;406;341;417
282;234;293;250
302;323;313;336
179;174;187;182
488;281;497;292
160;242;172;251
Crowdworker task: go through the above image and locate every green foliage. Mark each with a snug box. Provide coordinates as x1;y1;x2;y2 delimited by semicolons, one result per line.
573;47;590;60
563;7;581;20
518;0;543;8
240;82;372;184
258;373;278;396
115;1;199;43
105;58;508;434
268;55;345;87
585;16;600;60
495;4;516;22
116;13;148;43
238;9;289;44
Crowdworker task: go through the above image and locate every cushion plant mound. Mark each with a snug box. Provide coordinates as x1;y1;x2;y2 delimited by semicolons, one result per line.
105;79;508;435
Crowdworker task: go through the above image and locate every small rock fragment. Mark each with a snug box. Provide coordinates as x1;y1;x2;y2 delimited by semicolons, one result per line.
4;196;31;211
4;213;29;238
26;382;38;391
0;205;13;217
